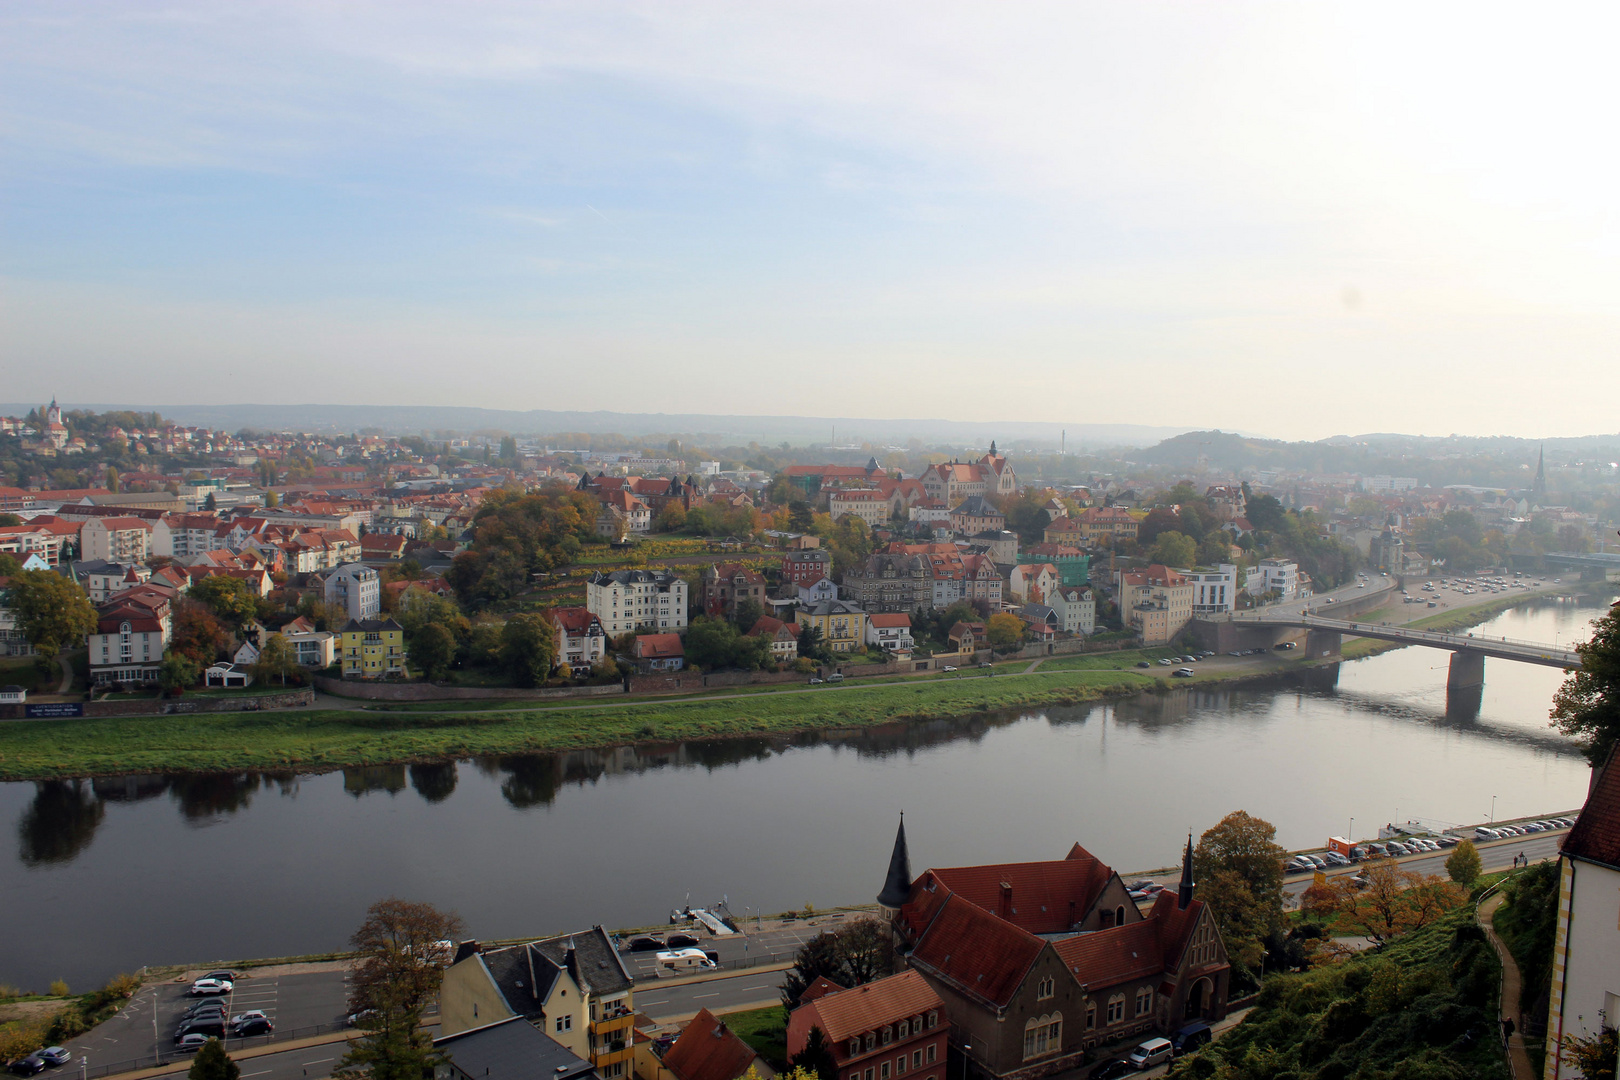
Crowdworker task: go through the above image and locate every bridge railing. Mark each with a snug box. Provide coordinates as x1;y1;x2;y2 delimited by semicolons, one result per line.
1230;614;1578;659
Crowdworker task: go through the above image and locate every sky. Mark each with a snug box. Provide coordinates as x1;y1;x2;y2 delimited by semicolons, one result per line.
3;2;1618;441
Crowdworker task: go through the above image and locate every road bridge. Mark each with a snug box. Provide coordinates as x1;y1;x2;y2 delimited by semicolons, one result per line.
1229;611;1579;689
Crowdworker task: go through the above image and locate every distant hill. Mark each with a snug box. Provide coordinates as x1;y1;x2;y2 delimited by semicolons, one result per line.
0;403;1196;449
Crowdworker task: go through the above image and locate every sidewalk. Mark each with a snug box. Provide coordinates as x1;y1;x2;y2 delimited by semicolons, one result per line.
1478;892;1534;1080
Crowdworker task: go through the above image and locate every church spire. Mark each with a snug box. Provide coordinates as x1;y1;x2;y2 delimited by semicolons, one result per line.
1533;444;1548;505
1178;832;1196;910
877;814;913;910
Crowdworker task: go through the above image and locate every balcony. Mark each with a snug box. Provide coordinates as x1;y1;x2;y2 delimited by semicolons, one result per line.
592;1009;635;1035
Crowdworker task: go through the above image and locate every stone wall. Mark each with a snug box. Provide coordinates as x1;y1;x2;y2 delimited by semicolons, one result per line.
311;676;624;702
0;687;316;720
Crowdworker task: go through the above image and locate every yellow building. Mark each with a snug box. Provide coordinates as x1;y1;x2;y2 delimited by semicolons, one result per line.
795;599;869;653
438;930;636;1079
339;617;407;678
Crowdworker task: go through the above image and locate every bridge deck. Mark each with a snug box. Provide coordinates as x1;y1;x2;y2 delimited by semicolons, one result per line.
1229;613;1580;669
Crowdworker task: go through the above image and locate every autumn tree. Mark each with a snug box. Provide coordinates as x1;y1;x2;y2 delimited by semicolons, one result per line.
409;623;456;682
1551;603;1620;764
252;634;297;686
335;899;464;1080
6;570;97;661
1445;839;1483;886
780;917;895;1008
1560;1027;1617;1080
170;600;231;665
189;574;261;627
1337;863;1466;944
986;612;1026;648
1193;811;1286;984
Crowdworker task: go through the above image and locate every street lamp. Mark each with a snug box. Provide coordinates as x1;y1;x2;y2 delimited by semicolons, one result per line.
1491;795;1497;824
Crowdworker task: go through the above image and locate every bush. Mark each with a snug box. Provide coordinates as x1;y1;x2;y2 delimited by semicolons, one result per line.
47;980;68;997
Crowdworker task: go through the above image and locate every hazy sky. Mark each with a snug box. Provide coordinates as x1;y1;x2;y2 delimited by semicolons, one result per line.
4;3;1617;440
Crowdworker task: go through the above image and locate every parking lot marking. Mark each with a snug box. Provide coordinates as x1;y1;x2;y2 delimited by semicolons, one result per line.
693;993;719;999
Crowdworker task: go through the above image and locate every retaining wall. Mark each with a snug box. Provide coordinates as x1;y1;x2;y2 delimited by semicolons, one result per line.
1;687;316;720
312;676;623;702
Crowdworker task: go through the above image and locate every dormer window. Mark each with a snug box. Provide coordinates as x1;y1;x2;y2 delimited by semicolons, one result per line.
865;1033;875;1052
897;1020;908;1039
881;1027;891;1046
849;1039;860;1057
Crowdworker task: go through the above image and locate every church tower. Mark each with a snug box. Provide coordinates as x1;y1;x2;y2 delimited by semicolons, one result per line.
1178;832;1196;910
1532;444;1548;506
877;814;913;915
46;398;62;425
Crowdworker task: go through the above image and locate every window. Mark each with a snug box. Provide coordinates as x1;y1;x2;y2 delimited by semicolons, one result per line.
1106;996;1124;1024
926;1012;937;1030
881;1027;892;1046
865;1034;875;1052
1037;976;1055;1000
897;1020;908;1039
880;1064;889;1080
1085;1002;1096;1030
1135;988;1152;1017
1116;905;1127;926
925;1046;935;1065
912;1052;922;1069
896;1056;906;1075
555;1015;572;1033
1021;1015;1061;1060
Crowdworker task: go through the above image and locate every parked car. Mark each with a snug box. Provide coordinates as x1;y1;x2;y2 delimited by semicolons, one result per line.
187;979;233;996
175;1019;225;1040
233;1018;273;1038
9;1056;46;1077
229;1012;269;1026
624;935;665;952
1304;854;1327;869
1437;837;1459;848
979;662;994;669
173;1035;213;1054
666;933;700;949
807;678;823;685
1286;857;1314;873
1474;826;1501;840
1136;661;1152;668
941;666;957;673
1362;842;1387;858
1172;1021;1213;1056
1173;668;1195;678
654;948;716;973
201;971;237;984
1158;658;1173;666
1127;1037;1174;1069
1324;852;1351;867
1090;1061;1135;1080
36;1051;68;1068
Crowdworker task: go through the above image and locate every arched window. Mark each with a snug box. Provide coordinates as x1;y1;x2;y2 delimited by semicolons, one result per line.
1106;994;1125;1024
1135;987;1153;1016
1115;905;1127;926
897;1020;909;1039
1021;1013;1062;1060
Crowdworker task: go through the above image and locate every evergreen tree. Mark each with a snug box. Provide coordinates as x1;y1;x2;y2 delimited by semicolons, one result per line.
187;1040;239;1080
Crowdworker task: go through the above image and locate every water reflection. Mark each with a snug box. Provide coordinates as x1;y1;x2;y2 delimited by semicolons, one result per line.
18;780;105;865
343;765;407;797
171;773;263;822
409;762;458;803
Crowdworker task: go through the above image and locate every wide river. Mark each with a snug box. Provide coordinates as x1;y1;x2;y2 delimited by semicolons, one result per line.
0;598;1603;990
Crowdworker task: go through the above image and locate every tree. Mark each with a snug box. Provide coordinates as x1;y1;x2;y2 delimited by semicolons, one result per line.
410;623;456;682
253;634;297;686
1561;1027;1617;1080
733;597;764;633
1196;532;1232;566
780;917;894;1008
1150;530;1197;568
1194;811;1286;985
498;614;555;686
158;652;201;694
187;1039;239;1080
104;466;120;494
655;503;687;532
189;575;260;627
171;601;231;665
6;570;97;661
1551;603;1620;764
335;899;464;1080
986;612;1025;648
791;1026;838;1080
1445;839;1482;886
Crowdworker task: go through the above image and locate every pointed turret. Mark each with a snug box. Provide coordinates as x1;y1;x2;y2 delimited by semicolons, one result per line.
1178;833;1196;909
876;814;913;911
1533;444;1548;505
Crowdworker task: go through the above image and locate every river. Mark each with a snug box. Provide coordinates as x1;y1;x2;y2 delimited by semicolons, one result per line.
0;597;1602;991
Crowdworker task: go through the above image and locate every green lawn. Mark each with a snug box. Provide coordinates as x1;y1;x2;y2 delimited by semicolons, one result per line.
0;667;1159;779
719;1005;790;1068
0;656;54;694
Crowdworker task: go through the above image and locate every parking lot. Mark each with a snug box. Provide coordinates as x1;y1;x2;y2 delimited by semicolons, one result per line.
615;911;868;979
57;968;354;1076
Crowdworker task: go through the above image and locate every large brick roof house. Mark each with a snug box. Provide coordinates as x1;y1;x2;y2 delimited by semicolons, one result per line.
877;819;1229;1080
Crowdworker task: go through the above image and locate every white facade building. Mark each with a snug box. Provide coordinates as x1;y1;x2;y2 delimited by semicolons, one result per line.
586;569;689;637
1187;564;1239;616
1050;587;1096;635
1249;559;1301;601
324;562;381;621
1544;757;1620;1079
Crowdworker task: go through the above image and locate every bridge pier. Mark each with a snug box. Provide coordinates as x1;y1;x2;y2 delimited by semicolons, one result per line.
1447;650;1485;690
1305;630;1342;660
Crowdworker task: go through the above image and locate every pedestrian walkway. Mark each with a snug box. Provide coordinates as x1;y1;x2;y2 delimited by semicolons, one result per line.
1478;892;1535;1080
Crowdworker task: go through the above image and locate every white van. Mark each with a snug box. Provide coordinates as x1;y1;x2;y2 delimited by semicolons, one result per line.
1127;1037;1173;1069
655;948;717;973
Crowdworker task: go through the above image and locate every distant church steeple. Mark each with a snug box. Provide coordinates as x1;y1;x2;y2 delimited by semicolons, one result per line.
46;398;61;426
1532;444;1548;506
1178;833;1196;910
877;814;913;911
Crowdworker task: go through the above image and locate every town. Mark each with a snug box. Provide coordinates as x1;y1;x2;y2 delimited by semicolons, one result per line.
1;404;1611;714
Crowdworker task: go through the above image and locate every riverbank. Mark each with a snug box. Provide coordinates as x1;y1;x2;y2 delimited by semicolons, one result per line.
2;585;1598;782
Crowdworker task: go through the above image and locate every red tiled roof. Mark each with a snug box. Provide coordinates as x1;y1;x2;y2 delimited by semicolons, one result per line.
929;854;1110;935
1052;919;1164;987
662;1010;760;1080
1564;752;1620;871
867;613;912;629
747;615;793;639
546;606;602;634
909;894;1043;1009
635;633;684;659
798;976;844;1005
794;970;942;1045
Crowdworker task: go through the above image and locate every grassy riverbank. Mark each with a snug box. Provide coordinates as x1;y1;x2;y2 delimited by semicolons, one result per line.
0;668;1163;780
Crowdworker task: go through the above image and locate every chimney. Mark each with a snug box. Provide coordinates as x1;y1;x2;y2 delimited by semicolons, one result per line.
1000;882;1013;919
